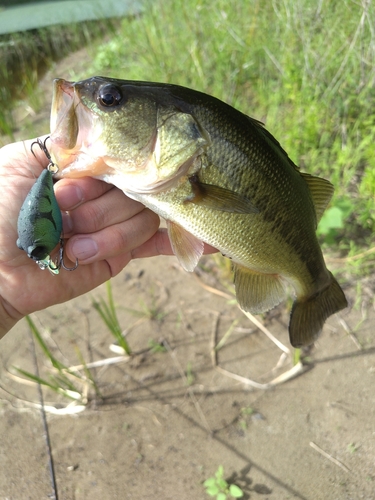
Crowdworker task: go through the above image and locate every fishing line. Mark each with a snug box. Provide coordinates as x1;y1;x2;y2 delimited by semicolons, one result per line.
29;328;59;500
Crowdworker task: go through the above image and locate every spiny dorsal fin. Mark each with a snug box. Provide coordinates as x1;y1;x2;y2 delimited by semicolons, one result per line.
301;173;334;224
232;263;286;314
167;220;204;272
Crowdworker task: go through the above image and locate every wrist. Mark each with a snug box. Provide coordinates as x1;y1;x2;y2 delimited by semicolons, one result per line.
0;296;23;340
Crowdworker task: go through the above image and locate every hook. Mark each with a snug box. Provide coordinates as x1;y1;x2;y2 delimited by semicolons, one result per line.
35;240;78;275
31;136;59;174
58;239;79;272
28;138;78;274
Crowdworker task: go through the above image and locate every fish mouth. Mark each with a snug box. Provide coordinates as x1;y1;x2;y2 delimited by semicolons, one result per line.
50;79;77;150
49;78;104;175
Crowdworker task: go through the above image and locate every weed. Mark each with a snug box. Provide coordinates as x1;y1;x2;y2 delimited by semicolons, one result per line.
2;0;374;272
204;465;244;499
0;12;119;135
293;348;301;366
89;0;375;269
148;338;167;353
240;406;255;417
92;280;131;355
136;296;168;322
185;361;195;385
13;315;97;405
347;443;359;453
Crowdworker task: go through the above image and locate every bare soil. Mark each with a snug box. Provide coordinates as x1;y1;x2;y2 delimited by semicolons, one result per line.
0;48;374;500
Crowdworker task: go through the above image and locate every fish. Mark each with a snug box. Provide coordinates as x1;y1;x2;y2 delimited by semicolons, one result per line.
49;76;348;347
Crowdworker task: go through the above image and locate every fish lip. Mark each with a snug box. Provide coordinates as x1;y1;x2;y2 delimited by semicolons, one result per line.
56;78;75;98
50;77;105;173
50;78;84;156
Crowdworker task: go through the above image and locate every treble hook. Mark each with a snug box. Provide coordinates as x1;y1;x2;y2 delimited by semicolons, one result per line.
17;137;79;275
58;239;79;272
31;136;59;174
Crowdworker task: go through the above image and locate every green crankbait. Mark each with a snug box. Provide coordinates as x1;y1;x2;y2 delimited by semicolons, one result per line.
16;137;78;275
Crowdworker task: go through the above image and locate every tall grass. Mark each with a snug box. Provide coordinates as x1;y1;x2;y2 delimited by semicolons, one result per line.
0;18;118;137
91;0;375;251
2;0;374;257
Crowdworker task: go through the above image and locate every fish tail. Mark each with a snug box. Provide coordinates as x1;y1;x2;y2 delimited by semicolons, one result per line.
289;272;348;347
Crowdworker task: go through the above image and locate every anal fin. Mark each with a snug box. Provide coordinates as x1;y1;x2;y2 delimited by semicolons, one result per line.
233;263;286;314
167;220;204;272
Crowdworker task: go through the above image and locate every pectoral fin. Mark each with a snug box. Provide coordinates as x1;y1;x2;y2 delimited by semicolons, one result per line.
167;220;204;272
233;263;286;314
185;175;258;214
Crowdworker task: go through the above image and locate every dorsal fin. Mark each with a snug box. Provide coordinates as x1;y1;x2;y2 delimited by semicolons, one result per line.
301;173;334;224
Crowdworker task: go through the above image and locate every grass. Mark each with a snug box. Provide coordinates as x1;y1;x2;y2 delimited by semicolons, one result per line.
3;0;375;397
13;282;131;408
0;16;119;137
92;280;132;355
3;0;374;259
88;0;375;260
14;315;97;406
204;465;244;499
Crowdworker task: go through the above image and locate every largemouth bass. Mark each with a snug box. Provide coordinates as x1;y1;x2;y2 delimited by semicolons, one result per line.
49;77;347;347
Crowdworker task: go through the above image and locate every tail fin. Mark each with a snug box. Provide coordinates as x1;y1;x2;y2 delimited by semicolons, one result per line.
289;273;348;347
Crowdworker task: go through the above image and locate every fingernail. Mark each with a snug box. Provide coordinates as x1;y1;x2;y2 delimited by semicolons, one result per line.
56;184;83;210
71;238;98;260
62;212;73;235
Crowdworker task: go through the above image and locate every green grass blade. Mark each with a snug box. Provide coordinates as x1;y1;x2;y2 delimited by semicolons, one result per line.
25;315;67;371
92;281;131;354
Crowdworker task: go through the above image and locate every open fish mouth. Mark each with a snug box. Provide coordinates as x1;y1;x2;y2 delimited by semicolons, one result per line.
50;79;77;150
49;79;104;175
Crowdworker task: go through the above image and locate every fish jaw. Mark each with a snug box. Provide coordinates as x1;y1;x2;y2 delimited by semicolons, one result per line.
50;79;109;177
50;79;77;150
49;77;211;192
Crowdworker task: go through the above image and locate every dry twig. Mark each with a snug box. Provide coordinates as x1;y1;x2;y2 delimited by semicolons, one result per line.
309;441;351;473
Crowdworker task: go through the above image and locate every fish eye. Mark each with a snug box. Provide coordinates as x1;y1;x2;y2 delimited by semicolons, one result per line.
98;85;123;107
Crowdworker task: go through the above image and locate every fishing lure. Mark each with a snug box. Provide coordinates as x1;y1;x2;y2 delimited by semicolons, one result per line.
16;137;78;275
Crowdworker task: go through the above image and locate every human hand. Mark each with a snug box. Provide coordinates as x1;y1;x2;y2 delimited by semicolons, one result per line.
0;137;215;338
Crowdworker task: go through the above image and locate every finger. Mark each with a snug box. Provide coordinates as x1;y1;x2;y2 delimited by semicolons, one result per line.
130;228;173;258
55;177;116;210
60;186;146;236
131;228;218;259
65;208;160;264
0;136;50;174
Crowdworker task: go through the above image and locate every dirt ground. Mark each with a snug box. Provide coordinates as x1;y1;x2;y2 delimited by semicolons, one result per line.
0;48;375;500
